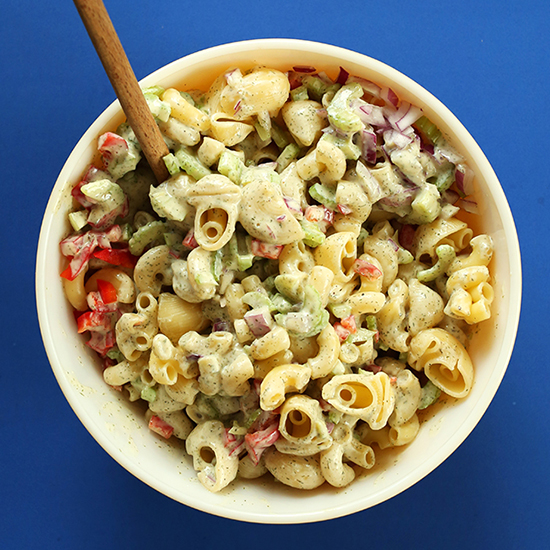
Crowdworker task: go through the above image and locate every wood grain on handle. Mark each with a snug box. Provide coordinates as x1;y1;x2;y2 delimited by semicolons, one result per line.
73;0;170;183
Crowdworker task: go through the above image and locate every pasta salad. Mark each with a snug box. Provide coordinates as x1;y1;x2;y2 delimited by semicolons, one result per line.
60;64;494;492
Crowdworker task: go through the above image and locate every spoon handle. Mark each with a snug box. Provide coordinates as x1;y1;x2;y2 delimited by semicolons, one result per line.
73;0;170;183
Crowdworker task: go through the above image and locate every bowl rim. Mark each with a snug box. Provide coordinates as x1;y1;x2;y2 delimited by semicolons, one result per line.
36;38;522;523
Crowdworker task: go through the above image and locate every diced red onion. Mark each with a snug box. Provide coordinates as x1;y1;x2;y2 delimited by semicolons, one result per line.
361;129;378;164
292;65;317;73
380;86;399;107
212;320;231;333
337;203;353;215
455;164;475;196
388;101;423;132
336;66;349;85
383;128;413;150
244;310;272;338
457;198;479;214
442;189;460;204
283;196;304;218
347;76;382;98
356;102;387;127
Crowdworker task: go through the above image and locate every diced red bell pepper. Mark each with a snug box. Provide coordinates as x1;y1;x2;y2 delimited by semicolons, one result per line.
148;415;174;439
76;310;112;334
92;247;138;269
86;330;116;356
96;279;118;304
340;314;357;334
245;420;279;465
251;239;283;260
305;205;334;232
98;131;129;162
337;203;353;215
353;258;383;280
223;429;245;456
182;229;199;249
333;323;351;343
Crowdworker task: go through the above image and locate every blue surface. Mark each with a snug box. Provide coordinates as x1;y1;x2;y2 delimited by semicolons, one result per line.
1;0;548;548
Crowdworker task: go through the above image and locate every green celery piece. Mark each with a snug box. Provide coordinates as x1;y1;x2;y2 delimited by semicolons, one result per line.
276;143;301;173
327;82;364;134
428;161;455;192
290;85;309;101
68;210;88;231
302;75;340;102
300;219;326;247
141;85;165;97
271;120;291;149
128;220;165;255
174;146;211;180
408;185;441;225
365;315;377;332
218;150;245;185
140;386;157;403
415;116;442;145
309;182;337;210
254;120;271;142
419;380;442;410
163;152;181;176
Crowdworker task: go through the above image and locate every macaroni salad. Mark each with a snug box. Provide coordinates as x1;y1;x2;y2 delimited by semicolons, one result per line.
60;65;495;492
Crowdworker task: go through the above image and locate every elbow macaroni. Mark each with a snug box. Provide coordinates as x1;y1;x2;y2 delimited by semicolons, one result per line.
61;64;497;493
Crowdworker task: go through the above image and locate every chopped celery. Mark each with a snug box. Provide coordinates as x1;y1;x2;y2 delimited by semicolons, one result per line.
254;120;271;142
309;182;337;210
128;220;165;255
415;116;442;145
144;92;171;122
141;85;165;97
270;293;294;314
428;161;456;192
356;227;369;249
327;82;364;134
365;315;377;332
303;75;339;102
140;386;157;403
407;184;441;224
276;143;301;173
419;380;442;409
218;150;245;185
300;219;326;247
290;85;309;101
174;146;211;180
68;209;88;231
270;120;291;149
163;152;181;176
106;347;124;363
227;232;255;271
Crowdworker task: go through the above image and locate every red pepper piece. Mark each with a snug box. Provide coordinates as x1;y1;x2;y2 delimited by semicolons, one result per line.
93;247;138;269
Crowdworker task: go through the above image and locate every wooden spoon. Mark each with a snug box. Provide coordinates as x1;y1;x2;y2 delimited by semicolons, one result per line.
73;0;170;183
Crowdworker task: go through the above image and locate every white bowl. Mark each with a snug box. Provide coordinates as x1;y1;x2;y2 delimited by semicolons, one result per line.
36;38;522;523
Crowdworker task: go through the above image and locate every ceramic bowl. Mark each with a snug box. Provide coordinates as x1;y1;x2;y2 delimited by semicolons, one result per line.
36;38;521;523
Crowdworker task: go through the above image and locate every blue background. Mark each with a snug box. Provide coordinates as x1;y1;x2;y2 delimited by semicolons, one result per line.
1;0;548;548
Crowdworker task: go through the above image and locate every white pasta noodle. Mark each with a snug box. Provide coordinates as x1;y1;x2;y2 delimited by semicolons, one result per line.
60;64;496;494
